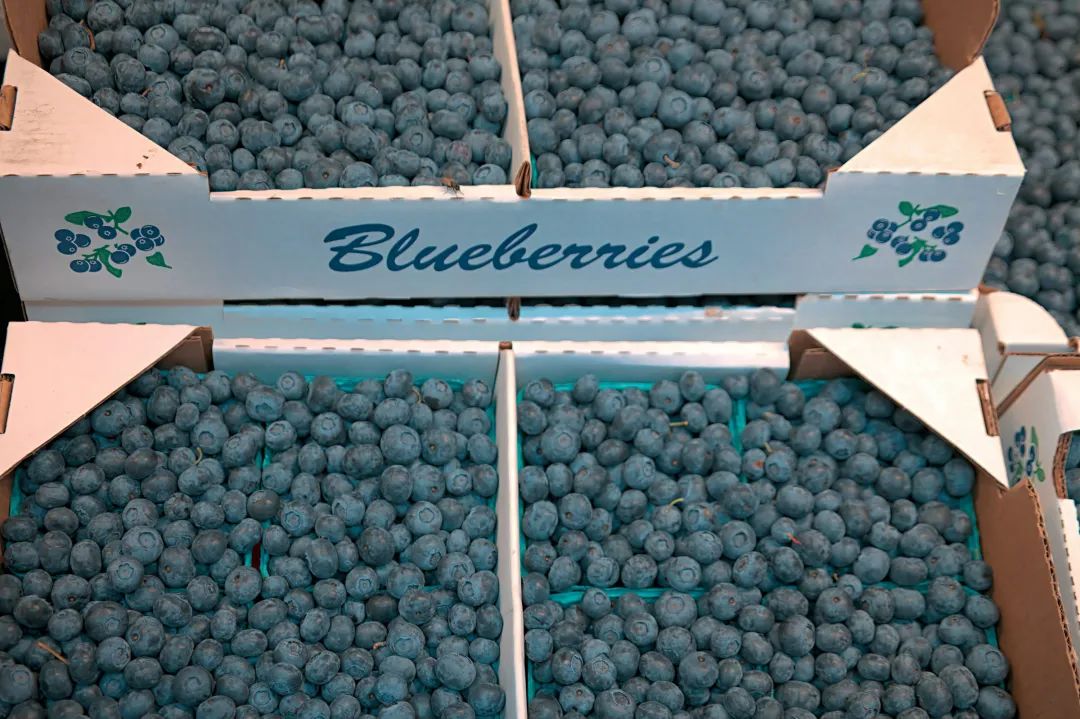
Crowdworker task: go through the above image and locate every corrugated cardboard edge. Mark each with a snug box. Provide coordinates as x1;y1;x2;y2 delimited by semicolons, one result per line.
1056;432;1073;502
1;0;43;67
788;331;853;379
998;354;1080;415
0;84;15;131
923;0;998;71
984;91;1012;131
976;477;1080;715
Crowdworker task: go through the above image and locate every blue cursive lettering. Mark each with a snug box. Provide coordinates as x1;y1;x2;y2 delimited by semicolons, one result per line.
323;223;718;273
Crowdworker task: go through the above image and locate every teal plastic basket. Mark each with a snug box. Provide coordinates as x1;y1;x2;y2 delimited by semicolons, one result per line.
518;377;1002;702
256;373;498;578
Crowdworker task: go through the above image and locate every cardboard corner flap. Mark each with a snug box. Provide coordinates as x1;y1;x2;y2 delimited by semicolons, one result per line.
0;322;210;478
923;0;999;71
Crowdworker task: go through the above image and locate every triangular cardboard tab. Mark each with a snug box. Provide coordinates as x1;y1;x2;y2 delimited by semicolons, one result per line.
0;52;196;176
0;322;207;478
803;328;1008;483
840;58;1023;177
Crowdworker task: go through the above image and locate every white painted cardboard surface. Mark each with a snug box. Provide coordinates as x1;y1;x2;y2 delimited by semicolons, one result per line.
511;341;790;385
972;290;1071;403
997;369;1080;665
0;50;1022;300
211;337;499;384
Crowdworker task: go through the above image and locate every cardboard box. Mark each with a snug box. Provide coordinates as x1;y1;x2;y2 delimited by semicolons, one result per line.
995;354;1080;676
0;322;528;718
0;1;1021;300
973;288;1075;405
510;327;1080;718
4;321;1073;716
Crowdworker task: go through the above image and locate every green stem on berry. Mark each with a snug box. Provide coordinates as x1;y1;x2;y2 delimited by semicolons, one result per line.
89;246;122;278
897;239;927;268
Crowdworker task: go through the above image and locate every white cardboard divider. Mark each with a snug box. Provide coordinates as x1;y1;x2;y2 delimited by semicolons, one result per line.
511;341;789;386
211;337;499;385
808;327;1008;483
794;291;978;329
22;292;982;343
494;345;525;719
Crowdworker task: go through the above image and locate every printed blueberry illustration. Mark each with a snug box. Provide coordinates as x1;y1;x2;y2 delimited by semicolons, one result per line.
1006;425;1045;485
853;201;961;268
57;207;171;278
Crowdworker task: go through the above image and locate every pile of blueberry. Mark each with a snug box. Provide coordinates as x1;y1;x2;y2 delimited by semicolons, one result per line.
513;0;952;189
980;2;1080;334
520;369;1018;718
38;0;513;190
0;366;505;719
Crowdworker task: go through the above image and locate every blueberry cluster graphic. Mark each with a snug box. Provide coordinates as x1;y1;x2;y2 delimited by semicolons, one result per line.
55;207;171;278
854;202;961;267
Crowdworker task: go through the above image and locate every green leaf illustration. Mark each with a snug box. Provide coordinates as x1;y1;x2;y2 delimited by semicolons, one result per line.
853;244;878;261
898;201;915;216
897;239;927;268
65;211;98;224
1036;467;1046;483
113;206;132;223
90;247;123;278
1031;426;1039;447
927;204;958;218
146;252;172;269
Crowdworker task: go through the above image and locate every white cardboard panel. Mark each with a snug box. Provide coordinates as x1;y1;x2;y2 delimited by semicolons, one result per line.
794;291;977;329
511;341;790;386
0;51;1021;301
212;338;500;385
24;300;228;328
972;291;1071;402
